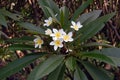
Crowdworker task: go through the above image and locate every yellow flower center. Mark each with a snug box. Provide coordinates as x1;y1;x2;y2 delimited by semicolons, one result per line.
55;40;61;46
63;35;69;41
36;39;43;45
48;21;52;25
55;32;61;38
74;25;78;30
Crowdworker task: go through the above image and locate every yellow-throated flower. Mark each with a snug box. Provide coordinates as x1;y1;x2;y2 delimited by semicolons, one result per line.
50;39;63;51
43;17;53;27
50;28;64;40
63;32;73;42
70;21;83;31
34;36;43;48
45;28;52;35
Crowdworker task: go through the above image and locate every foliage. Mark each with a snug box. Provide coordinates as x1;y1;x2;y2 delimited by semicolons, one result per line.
0;0;119;80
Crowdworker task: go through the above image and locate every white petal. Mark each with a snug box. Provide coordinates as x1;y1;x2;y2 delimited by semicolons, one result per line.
45;20;48;22
50;41;54;45
69;38;73;42
77;22;83;28
59;44;63;47
79;25;83;28
52;37;57;40
45;29;52;35
59;29;63;33
68;32;73;37
53;28;58;33
54;46;58;51
39;45;41;48
49;17;52;20
50;33;55;37
70;26;74;28
77;21;81;26
71;21;76;26
35;44;38;48
34;39;37;42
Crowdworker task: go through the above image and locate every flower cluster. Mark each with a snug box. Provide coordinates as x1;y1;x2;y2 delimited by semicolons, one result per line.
34;17;83;51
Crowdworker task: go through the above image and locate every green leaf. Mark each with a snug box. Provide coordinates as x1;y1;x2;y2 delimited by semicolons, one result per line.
65;56;76;71
44;6;60;24
82;62;113;80
82;42;114;48
109;57;120;66
101;48;120;66
74;66;88;80
7;36;35;43
17;22;45;34
47;63;65;80
8;44;35;50
0;13;7;27
101;48;120;58
60;6;69;30
38;0;60;18
81;52;115;66
71;0;93;21
0;9;21;21
45;0;60;15
77;10;102;24
76;12;115;43
27;55;64;80
0;53;46;79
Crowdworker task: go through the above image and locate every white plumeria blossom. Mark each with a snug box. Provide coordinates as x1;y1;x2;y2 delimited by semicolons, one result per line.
34;36;43;48
43;17;53;27
45;28;52;35
50;28;65;40
70;21;83;31
63;32;73;42
50;39;63;51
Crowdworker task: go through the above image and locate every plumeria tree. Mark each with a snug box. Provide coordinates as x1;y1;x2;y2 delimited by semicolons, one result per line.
0;0;120;80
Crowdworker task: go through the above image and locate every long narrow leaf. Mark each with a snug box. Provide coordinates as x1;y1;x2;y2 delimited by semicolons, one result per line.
60;6;69;30
81;52;115;66
0;53;47;79
74;66;88;80
17;22;45;34
82;42;113;48
65;56;76;71
47;63;65;80
76;12;115;43
7;36;35;43
46;0;60;15
38;0;60;18
82;62;113;80
101;48;120;66
44;6;60;24
77;10;102;24
8;44;35;50
0;13;7;27
71;0;93;21
27;55;64;80
0;9;21;21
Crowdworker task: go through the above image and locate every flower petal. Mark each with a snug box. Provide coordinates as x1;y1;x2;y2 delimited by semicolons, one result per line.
53;28;58;33
71;21;76;26
54;46;58;51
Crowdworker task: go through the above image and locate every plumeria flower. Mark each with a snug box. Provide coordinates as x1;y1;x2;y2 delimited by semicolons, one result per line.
43;17;53;27
70;21;83;31
34;36;44;48
63;32;73;42
50;39;63;51
45;28;52;35
50;28;65;40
